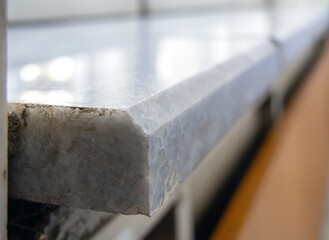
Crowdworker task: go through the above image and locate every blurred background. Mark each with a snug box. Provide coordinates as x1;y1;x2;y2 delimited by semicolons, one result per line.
7;0;329;23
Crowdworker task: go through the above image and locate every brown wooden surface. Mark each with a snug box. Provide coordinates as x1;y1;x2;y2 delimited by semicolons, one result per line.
211;41;329;240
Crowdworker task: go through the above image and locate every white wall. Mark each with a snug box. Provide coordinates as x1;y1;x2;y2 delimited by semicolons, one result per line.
8;0;139;23
147;0;265;12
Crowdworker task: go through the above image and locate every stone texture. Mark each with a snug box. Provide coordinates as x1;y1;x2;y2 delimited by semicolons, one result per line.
8;105;150;214
7;43;279;215
7;7;329;215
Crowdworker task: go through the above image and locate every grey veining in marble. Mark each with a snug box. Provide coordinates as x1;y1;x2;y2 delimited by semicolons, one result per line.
7;7;329;215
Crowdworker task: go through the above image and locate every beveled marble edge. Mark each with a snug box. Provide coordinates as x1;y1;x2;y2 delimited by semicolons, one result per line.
127;42;276;135
7;8;329;215
7;41;280;215
130;42;281;213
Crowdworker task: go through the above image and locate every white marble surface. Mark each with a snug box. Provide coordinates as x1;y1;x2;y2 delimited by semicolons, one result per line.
8;9;273;109
8;7;328;108
7;7;329;215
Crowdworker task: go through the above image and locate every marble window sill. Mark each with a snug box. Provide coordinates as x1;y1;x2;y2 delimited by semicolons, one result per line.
7;6;329;215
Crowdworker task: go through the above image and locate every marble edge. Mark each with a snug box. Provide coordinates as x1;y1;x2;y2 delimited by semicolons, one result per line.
6;9;329;214
127;41;277;134
274;9;329;66
6;41;279;215
127;41;280;213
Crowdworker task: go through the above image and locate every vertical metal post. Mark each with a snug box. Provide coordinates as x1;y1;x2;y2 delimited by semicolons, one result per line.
138;0;149;16
0;0;6;239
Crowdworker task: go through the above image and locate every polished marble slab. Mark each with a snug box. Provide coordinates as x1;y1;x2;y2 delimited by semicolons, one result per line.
7;7;328;215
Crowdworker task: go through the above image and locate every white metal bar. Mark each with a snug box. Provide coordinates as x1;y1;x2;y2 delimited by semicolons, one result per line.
0;0;7;239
